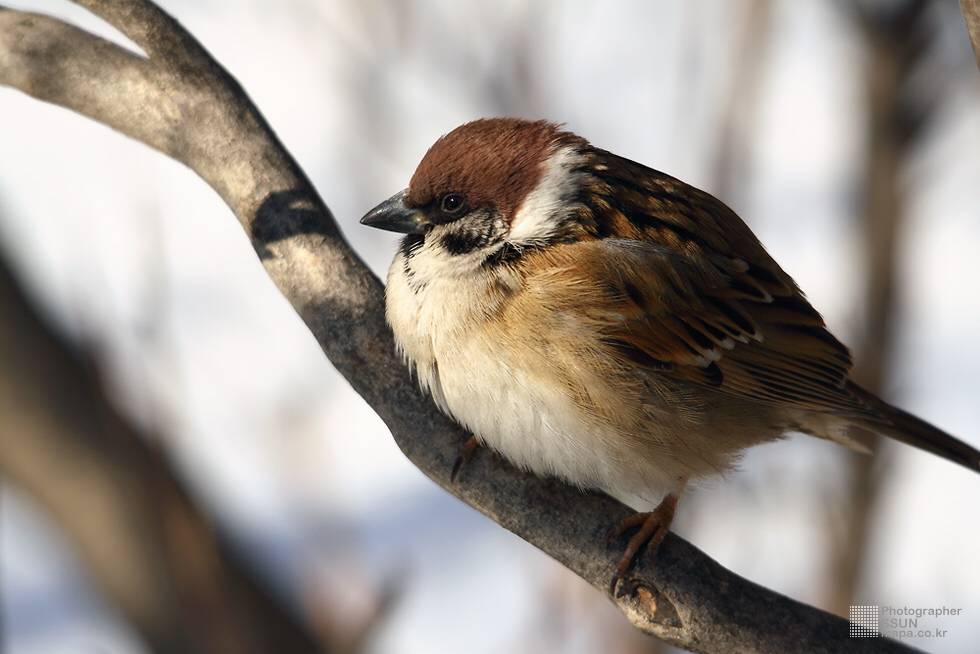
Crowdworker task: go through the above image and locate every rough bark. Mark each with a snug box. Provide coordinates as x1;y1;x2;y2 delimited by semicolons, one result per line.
0;3;922;652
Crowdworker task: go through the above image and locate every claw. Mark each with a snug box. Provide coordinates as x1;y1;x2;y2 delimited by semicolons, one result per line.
606;493;678;595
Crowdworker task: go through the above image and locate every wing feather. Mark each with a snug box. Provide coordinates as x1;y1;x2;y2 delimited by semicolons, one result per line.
517;152;870;416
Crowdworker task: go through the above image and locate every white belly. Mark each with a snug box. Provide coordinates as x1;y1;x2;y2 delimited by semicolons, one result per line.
439;330;682;507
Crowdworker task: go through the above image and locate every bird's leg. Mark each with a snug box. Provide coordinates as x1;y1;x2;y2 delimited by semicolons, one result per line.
607;492;679;596
450;435;480;483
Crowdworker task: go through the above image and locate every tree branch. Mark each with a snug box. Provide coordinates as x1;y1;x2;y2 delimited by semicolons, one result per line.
961;0;980;68
0;4;919;652
0;248;332;653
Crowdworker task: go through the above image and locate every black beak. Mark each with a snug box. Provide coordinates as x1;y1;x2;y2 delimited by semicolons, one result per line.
360;189;429;234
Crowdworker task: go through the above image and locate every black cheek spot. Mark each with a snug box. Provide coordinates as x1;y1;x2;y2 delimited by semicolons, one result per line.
442;231;488;255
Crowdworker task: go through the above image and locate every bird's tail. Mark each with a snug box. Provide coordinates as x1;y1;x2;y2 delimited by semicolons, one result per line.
846;382;980;475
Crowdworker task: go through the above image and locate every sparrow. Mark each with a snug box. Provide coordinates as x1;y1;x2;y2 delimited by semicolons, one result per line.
360;118;980;592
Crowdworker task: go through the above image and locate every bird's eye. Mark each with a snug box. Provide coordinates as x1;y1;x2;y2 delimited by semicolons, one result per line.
440;193;465;215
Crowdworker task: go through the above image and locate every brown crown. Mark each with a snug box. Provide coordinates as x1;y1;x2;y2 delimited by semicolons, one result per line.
407;118;583;222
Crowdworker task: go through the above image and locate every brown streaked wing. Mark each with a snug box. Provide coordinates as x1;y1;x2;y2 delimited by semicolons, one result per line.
534;151;868;415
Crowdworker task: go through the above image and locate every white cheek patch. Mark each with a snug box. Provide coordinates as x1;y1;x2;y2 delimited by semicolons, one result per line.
404;225;492;285
508;146;586;244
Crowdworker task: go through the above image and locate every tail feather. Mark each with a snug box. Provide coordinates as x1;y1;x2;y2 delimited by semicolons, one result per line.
847;383;980;474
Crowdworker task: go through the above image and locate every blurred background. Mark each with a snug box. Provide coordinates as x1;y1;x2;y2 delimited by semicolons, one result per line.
1;1;978;653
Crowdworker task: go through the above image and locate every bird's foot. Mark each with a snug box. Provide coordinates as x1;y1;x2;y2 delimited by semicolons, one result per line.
450;435;480;483
607;493;678;596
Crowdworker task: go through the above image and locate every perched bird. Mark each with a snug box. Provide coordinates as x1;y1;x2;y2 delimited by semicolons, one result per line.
361;118;980;591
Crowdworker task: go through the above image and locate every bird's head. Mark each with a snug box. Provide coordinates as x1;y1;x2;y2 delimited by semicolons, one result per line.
360;118;592;267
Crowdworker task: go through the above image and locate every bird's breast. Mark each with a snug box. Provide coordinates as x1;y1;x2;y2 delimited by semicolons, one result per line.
385;252;673;503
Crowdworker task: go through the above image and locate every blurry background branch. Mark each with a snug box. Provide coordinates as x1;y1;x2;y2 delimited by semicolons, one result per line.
710;0;772;207
0;247;331;653
0;1;954;652
826;0;942;616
